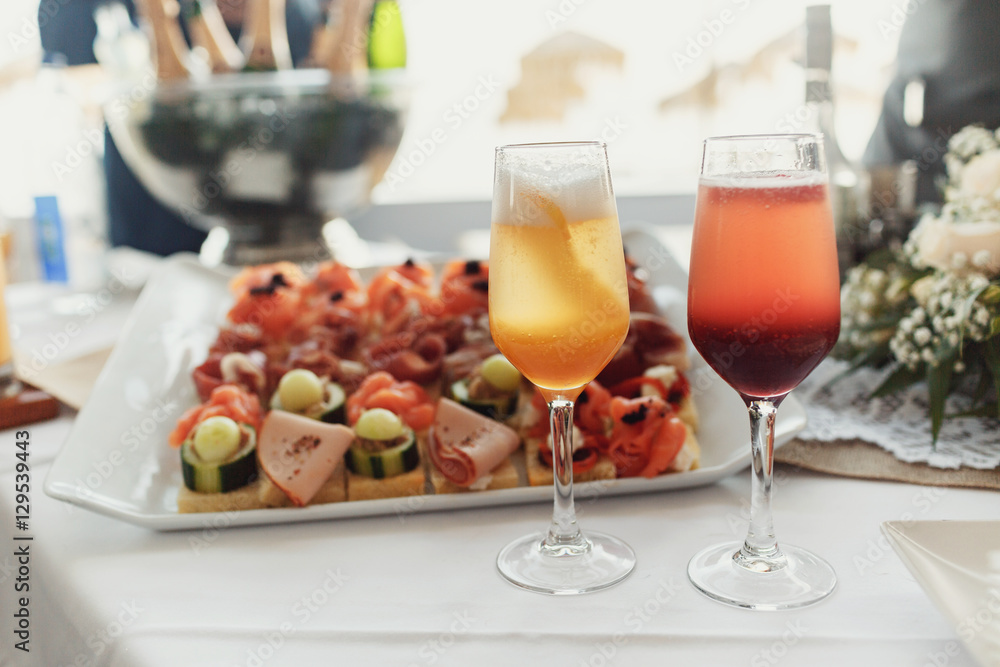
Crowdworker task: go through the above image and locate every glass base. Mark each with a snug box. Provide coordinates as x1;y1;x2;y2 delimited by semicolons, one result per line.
687;542;836;610
497;531;635;595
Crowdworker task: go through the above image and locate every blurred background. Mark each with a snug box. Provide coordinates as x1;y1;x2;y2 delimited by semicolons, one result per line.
0;0;994;279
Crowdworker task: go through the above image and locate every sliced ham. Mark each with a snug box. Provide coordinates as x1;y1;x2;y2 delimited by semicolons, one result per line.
598;312;689;387
363;331;447;386
428;398;520;487
258;411;354;506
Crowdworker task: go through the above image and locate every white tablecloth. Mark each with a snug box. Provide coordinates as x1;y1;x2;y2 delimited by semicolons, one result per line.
1;247;996;667
1;422;994;667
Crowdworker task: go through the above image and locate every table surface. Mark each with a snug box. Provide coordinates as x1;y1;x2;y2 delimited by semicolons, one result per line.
1;231;996;667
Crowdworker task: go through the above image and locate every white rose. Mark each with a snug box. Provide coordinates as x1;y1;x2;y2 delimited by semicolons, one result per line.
910;275;935;305
914;217;1000;277
959;150;1000;199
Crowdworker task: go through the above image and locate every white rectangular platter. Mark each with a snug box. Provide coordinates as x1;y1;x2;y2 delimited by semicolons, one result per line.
44;226;807;531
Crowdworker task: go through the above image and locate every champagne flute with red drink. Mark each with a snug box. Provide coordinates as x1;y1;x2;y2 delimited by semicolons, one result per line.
686;134;840;610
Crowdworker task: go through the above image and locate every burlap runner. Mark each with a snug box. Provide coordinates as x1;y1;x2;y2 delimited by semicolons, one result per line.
775;438;1000;490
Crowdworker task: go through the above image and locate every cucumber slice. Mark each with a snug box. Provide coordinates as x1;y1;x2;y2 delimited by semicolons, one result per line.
354;407;405;440
480;354;521;392
192;415;242;462
277;368;324;413
181;424;257;493
346;429;419;479
308;382;347;424
271;381;347;424
449;379;517;421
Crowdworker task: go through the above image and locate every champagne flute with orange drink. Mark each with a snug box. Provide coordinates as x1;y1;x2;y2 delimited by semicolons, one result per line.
489;141;635;595
686;134;840;609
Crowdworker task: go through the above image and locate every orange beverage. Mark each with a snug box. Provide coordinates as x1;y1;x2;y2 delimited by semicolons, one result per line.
687;175;840;400
489;214;629;397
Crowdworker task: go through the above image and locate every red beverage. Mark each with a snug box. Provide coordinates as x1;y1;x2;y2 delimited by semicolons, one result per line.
688;176;841;401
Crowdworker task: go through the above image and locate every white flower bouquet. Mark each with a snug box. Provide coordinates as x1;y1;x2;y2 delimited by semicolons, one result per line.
835;125;1000;441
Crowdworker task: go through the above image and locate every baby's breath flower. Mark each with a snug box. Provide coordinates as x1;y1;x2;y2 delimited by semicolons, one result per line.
969;274;990;290
846;266;864;286
843;124;1000;434
972;250;993;269
864;269;887;290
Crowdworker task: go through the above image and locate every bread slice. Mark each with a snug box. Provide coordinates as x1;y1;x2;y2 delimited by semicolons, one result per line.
346;465;426;501
523;437;617;487
176;461;348;513
429;453;522;494
675;394;699;432
343;428;429;501
667;424;701;473
256;460;348;507
177;475;271;514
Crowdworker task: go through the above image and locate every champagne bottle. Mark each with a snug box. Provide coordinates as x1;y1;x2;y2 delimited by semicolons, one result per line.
240;0;293;71
136;0;192;81
805;4;863;275
367;0;406;70
181;0;244;73
323;0;375;76
303;1;342;68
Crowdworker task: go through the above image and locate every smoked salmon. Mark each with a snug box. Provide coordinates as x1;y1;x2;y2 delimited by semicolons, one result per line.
347;371;435;431
168;384;263;447
438;259;489;316
227;262;307;341
606;395;685;478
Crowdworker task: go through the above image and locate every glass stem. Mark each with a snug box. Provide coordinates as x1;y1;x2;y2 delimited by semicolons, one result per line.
736;400;786;572
543;399;589;554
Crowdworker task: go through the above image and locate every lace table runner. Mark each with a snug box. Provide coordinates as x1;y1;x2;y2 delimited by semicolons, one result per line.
794;360;1000;471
